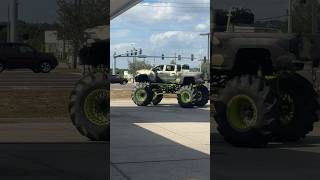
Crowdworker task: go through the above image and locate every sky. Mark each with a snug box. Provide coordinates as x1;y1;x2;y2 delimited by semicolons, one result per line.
0;0;58;23
111;0;320;69
110;0;210;69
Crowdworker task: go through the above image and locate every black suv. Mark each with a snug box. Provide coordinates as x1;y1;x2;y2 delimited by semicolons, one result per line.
0;43;58;73
111;74;128;85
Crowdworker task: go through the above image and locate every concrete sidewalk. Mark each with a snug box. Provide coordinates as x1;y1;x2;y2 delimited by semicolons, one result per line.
111;99;210;180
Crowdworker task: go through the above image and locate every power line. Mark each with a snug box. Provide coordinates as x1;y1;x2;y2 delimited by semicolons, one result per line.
143;1;210;5
255;15;288;21
137;4;210;9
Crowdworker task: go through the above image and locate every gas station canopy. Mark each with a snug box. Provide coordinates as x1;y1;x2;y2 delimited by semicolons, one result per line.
110;0;142;20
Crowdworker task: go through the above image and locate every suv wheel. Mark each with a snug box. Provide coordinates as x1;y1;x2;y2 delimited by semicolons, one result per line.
40;61;52;73
0;62;4;73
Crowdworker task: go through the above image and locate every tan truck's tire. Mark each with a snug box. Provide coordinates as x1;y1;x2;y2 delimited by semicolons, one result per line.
177;85;195;108
132;83;153;106
193;85;209;107
270;74;319;142
69;73;109;141
214;76;277;147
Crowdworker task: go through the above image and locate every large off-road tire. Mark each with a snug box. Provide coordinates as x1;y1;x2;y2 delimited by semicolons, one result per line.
132;83;153;106
194;85;209;107
69;73;109;141
151;85;163;105
177;85;195;108
214;76;277;147
270;74;319;142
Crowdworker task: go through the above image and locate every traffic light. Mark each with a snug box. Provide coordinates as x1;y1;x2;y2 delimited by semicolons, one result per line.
135;49;138;56
178;55;181;61
126;51;129;56
191;54;194;61
139;48;142;55
131;50;133;56
162;54;165;60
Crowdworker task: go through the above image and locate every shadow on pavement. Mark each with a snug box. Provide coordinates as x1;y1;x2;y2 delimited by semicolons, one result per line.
211;132;320;180
0;142;109;180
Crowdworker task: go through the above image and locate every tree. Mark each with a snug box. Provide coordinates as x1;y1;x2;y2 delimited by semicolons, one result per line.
128;60;153;75
56;0;108;68
201;58;209;81
170;59;176;65
292;0;319;34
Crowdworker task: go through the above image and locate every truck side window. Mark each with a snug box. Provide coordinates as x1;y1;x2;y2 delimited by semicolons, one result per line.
165;65;175;71
177;65;181;72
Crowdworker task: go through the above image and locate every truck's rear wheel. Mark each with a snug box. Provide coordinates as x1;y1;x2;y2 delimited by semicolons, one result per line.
69;73;109;141
132;83;153;106
194;85;209;107
214;76;277;147
270;74;319;142
177;85;195;108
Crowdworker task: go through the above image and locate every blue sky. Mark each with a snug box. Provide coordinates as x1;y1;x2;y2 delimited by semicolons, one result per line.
110;0;210;69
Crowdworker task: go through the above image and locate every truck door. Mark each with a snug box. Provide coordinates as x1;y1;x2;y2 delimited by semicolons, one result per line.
158;65;176;83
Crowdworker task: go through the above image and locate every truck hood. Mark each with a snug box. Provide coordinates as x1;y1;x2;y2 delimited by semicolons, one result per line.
136;69;152;75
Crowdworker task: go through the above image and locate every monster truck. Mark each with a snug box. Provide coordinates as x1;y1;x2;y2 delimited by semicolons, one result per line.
132;64;209;108
69;40;109;141
211;31;320;147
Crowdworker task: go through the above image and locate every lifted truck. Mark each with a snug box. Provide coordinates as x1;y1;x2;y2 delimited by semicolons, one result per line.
211;2;320;147
132;64;209;108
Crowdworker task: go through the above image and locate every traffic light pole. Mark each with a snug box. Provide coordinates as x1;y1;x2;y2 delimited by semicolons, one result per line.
112;53;196;75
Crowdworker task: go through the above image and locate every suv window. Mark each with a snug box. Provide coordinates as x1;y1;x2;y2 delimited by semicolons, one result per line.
165;65;175;71
18;46;34;54
0;45;15;54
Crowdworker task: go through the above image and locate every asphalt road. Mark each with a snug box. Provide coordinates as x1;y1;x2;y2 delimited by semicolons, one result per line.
0;143;108;180
111;99;210;180
0;70;81;89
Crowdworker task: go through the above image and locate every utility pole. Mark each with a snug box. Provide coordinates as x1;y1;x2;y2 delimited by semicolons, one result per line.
288;0;293;33
200;33;210;63
311;0;318;34
7;4;10;42
226;8;232;32
10;0;18;42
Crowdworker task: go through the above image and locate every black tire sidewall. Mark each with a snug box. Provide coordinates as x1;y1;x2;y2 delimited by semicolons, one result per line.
70;73;109;141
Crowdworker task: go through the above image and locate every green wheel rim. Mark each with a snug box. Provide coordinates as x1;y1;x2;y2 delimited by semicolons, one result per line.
226;95;258;132
84;89;108;126
135;89;147;102
180;91;191;104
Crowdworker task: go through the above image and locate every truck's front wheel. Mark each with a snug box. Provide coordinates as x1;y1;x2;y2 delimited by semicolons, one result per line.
214;76;277;147
69;73;109;141
132;83;153;106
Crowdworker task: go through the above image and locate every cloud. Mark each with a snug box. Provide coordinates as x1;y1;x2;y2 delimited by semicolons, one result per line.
113;2;198;24
195;23;208;31
150;31;197;46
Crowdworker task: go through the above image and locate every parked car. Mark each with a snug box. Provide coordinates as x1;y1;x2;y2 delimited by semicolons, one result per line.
111;74;128;85
0;43;58;73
